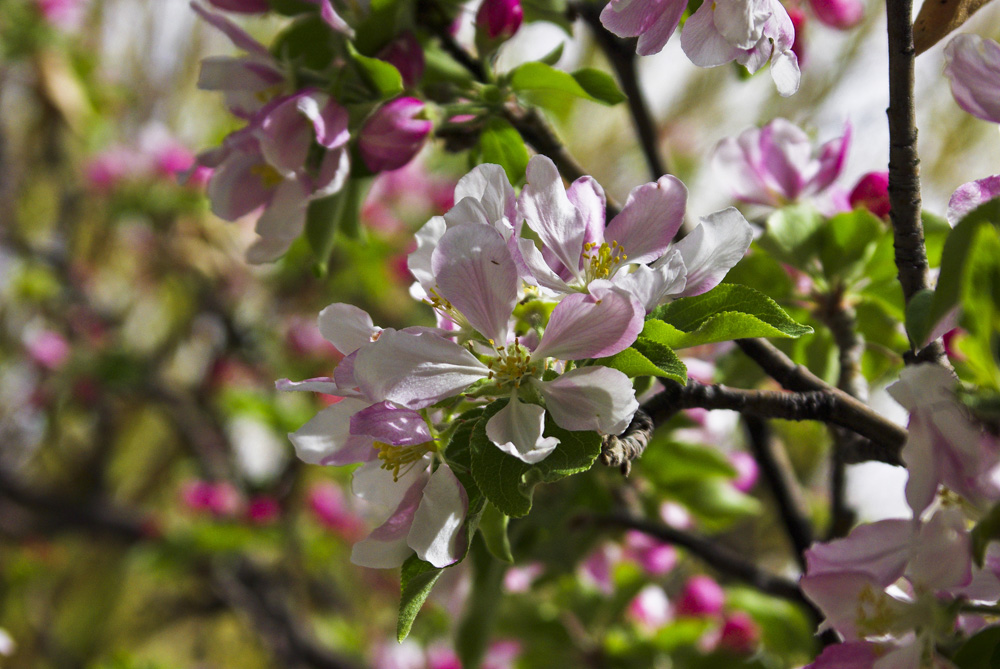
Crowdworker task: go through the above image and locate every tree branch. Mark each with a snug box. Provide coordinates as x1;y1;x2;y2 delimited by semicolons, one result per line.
574;2;670;180
589;513;811;608
885;0;947;365
643;379;905;465
742;416;814;571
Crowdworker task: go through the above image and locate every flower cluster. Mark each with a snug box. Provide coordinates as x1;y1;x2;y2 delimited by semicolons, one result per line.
280;156;753;570
186;2;432;262
600;0;801;96
801;365;1000;667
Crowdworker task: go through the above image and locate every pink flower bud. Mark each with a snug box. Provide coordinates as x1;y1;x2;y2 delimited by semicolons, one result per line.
205;0;269;12
675;575;725;617
623;530;678;576
503;562;543;593
181;480;242;517
246;496;281;524
359;98;433;173
729;451;759;493
787;8;807;66
35;0;86;29
849;171;891;218
718;612;760;654
808;0;863;29
377;32;425;88
476;0;523;40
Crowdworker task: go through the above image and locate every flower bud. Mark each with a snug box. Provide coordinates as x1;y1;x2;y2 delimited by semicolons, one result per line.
377;32;425;88
729;451;759;493
787;7;807;66
359;97;433;173
476;0;523;40
808;0;863;29
675;575;725;617
849;171;890;218
205;0;269;12
627;585;672;630
718;612;760;655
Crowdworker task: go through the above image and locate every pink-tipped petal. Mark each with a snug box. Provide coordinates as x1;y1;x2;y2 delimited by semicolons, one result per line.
409;464;469;567
674;208;753;296
534;365;638;435
606;175;688;264
486;396;561;463
533;283;643;360
288;397;376;465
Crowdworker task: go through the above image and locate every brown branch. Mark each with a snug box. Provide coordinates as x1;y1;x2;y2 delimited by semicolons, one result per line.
588;513;810;607
643;378;905;465
885;0;948;365
743;416;814;571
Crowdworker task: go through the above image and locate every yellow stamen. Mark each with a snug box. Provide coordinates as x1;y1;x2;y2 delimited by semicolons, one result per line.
373;440;438;482
250;163;285;188
582;240;628;282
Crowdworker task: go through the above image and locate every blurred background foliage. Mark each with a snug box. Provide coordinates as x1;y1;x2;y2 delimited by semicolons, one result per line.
1;0;1000;667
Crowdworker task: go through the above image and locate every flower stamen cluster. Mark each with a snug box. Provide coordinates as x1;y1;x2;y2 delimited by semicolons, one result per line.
374;440;438;482
486;338;534;389
583;241;628;283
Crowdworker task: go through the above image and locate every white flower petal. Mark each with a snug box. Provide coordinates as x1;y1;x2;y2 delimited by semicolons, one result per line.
408;464;469;567
486;396;561;464
354;331;488;409
288;397;374;465
317;303;377;354
535;366;639;435
674;207;753;296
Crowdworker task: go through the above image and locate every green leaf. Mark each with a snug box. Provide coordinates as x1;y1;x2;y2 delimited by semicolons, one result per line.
478;117;529;185
478;503;513;562
597;338;687;383
271;15;337;71
267;0;315;15
818;208;884;281
757;204;825;269
958;224;1000;390
537;42;565;66
346;42;404;100
953;626;1000;669
904;288;936;349
646;284;812;349
508;62;622;114
397;555;444;641
304;179;363;274
469;399;602;517
570;68;627;105
971;501;1000;568
456;537;508;669
923;199;1000;346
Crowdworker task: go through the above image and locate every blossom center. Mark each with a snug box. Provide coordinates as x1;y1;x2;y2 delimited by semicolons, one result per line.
855;584;895;637
425;286;472;331
250;163;285;188
374;440;437;482
582;241;628;283
486;339;534;389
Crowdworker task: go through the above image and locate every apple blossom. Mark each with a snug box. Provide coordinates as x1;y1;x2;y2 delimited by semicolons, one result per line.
600;0;686;57
517;155;753;310
476;0;523;40
887;364;1000;514
675;575;726;617
359;98;433;173
718;612;760;654
713;118;850;208
944;34;1000;124
680;0;801;96
947;174;1000;225
628;585;673;630
809;0;863;29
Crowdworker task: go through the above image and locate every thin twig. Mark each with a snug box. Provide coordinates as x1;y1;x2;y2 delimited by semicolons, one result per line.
573;2;669;179
589;513;810;606
743;416;814;571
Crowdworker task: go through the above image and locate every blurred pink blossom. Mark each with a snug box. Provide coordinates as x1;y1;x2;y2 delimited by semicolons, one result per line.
628;585;672;630
729;451;759;492
307;482;365;539
623;530;678;576
246;496;281;524
718;612;761;654
181;480;243;517
482;640;522;669
25;330;70;370
947;174;1000;225
359;98;433;173
944;34;1000;124
580;543;621;594
503;562;544;593
713;118;850;208
35;0;86;28
377;32;425;88
808;0;863;29
675;575;725;617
